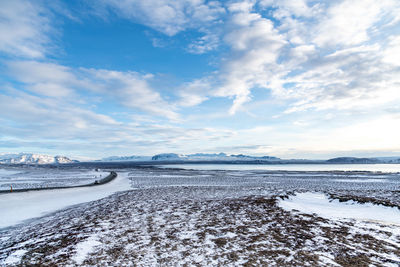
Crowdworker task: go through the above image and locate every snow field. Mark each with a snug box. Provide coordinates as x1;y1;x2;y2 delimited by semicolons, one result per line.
0;167;399;266
279;192;400;226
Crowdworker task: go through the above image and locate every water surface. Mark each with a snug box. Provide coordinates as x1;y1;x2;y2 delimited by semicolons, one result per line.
160;163;400;172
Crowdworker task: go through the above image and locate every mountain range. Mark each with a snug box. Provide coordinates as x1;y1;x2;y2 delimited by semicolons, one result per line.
103;153;280;162
0;153;76;165
0;153;399;165
101;154;400;164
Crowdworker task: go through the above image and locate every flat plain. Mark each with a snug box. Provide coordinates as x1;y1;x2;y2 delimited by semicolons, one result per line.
0;166;399;266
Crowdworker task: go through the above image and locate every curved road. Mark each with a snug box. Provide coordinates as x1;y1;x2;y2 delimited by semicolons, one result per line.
0;171;118;194
0;171;131;229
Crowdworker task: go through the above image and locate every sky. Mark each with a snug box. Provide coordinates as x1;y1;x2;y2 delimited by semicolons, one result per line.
1;0;400;160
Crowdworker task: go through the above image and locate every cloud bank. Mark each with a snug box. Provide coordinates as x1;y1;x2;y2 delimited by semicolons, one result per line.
1;0;400;158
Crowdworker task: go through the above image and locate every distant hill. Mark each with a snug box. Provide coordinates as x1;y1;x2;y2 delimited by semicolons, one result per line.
375;157;400;163
100;153;281;162
151;153;181;161
98;154;400;164
0;153;77;164
151;153;281;161
4;152;398;165
101;155;152;162
326;157;385;164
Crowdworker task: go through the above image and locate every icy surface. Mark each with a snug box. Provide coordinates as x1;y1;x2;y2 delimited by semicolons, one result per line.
162;163;400;172
0;172;131;229
279;192;400;226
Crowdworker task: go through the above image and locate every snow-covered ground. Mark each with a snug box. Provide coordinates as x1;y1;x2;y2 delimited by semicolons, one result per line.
0;166;399;266
72;234;102;265
0;169;21;176
279;192;400;226
0;171;130;228
0;167;108;190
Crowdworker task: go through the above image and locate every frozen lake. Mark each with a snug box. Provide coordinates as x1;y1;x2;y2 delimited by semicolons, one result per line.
160;163;400;172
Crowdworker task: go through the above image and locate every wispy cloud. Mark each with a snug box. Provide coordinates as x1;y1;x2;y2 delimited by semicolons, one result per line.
0;87;236;157
0;0;55;58
7;61;82;97
94;0;225;36
181;0;400;115
311;0;398;47
6;60;179;120
1;0;400;158
187;30;220;54
84;69;180;120
217;2;287;114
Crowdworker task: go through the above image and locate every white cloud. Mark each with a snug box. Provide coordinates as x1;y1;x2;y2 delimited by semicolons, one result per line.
281;43;400;113
383;36;400;66
187;30;220;54
86;69;180;120
2;0;400;158
178;78;211;107
260;0;317;18
216;0;400;116
312;0;399;47
260;0;322;46
0;87;238;157
6;60;179;120
178;0;400;119
7;61;79;97
313;0;377;47
215;5;286;114
0;0;53;58
7;61;73;84
0;91;119;140
97;0;225;36
227;1;254;13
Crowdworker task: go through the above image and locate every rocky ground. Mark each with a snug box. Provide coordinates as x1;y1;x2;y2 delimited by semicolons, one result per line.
0;167;399;266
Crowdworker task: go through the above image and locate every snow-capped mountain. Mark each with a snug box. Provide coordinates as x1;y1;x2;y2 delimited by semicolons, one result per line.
230;154;280;161
101;155;152;162
0;153;76;164
151;153;281;161
151;153;182;161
